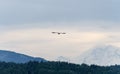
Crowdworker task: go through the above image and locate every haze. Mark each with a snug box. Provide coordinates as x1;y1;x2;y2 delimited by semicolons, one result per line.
0;0;120;60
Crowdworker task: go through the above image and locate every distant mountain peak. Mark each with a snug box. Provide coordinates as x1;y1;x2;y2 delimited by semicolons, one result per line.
74;45;120;66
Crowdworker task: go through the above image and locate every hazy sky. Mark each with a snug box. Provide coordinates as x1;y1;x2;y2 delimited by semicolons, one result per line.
0;0;120;60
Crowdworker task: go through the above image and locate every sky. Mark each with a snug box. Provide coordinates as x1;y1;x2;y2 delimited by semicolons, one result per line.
0;0;120;60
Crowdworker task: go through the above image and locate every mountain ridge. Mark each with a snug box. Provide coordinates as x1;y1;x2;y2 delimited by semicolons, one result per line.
0;50;46;63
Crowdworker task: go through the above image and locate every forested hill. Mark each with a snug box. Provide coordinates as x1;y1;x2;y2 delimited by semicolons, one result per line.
0;61;120;74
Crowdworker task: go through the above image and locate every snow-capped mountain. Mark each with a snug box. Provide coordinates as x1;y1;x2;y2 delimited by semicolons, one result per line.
0;50;46;63
74;45;120;66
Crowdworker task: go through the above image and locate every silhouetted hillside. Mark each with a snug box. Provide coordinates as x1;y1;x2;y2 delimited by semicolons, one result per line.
0;61;119;74
0;50;46;63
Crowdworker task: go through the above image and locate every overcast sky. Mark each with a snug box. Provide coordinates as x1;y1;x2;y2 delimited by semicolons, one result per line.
0;0;120;60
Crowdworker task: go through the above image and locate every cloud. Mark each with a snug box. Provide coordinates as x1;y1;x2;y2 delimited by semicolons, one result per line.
0;0;120;25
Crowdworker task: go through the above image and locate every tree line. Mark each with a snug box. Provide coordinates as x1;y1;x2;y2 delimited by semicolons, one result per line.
0;61;119;74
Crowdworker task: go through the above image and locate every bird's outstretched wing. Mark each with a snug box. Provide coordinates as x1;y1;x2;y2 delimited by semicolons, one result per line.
61;32;66;34
52;32;56;34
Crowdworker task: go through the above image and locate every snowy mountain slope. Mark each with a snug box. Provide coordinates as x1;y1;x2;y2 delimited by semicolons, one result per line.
74;45;120;66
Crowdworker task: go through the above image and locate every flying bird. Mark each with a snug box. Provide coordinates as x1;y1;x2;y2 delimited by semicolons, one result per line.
52;32;66;35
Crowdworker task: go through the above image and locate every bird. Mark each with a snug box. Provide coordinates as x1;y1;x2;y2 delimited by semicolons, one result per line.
52;32;66;35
